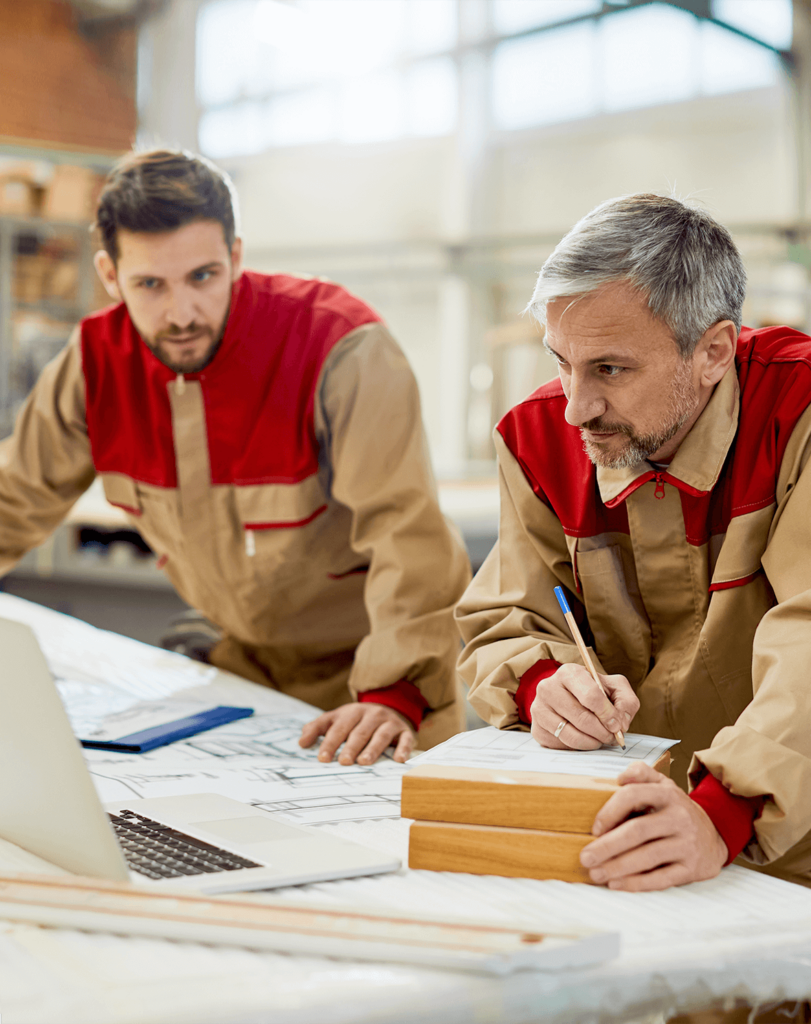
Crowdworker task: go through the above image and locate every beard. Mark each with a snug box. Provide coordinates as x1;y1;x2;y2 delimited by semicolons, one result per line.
580;361;698;469
142;295;232;374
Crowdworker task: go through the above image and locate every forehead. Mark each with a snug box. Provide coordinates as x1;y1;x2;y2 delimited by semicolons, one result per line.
116;219;230;275
546;281;678;362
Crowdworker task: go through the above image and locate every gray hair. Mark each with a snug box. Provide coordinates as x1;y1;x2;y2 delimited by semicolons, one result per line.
526;194;746;357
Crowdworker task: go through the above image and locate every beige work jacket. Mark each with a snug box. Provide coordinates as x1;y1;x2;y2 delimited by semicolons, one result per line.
457;349;811;874
0;310;470;746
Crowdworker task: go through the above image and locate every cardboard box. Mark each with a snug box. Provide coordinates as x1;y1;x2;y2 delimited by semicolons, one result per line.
0;176;42;217
42;165;100;222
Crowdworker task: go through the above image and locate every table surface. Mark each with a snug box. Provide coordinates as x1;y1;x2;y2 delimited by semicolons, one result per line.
2;592;811;1024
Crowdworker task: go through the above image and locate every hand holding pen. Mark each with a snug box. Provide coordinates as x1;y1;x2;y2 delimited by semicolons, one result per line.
526;587;640;751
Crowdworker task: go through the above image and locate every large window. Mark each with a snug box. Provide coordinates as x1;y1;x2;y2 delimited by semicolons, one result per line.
197;0;793;157
197;0;458;156
491;0;792;131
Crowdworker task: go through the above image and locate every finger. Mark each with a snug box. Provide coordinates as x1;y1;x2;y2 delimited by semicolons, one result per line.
607;862;691;892
299;712;335;747
356;722;406;766
391;728;415;763
617;762;664;786
548;686;615;743
531;718;603;751
317;709;362;762
592;781;674;835
336;715;382;765
582;811;671;869
589;837;682;884
599;673;640;727
563;674;623;735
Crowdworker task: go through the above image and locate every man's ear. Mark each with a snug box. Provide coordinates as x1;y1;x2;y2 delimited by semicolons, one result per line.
230;237;244;279
696;321;737;386
93;249;122;302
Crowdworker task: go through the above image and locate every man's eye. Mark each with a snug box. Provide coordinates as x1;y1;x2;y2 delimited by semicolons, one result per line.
598;365;625;377
192;269;213;283
139;278;160;289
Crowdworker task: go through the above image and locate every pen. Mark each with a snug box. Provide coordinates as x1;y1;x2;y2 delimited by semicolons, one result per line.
553;585;626;749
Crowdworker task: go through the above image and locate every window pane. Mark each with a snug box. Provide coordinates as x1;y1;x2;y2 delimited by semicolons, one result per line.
339;72;406;144
492;22;598;130
700;20;782;95
711;0;792;50
267;89;337;147
408;0;457;55
601;4;698;113
406;58;457;136
493;0;600;36
198;99;268;158
197;0;259;107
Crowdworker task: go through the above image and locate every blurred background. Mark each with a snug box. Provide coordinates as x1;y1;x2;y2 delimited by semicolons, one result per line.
0;0;809;643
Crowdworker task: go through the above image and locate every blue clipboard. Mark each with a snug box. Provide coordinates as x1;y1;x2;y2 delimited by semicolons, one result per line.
80;705;254;753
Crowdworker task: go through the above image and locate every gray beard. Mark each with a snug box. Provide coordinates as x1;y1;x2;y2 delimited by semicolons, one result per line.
581;364;698;470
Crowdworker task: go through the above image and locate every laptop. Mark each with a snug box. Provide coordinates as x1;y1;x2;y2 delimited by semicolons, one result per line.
0;617;400;893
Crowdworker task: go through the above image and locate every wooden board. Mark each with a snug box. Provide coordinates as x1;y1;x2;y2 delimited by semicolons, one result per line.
401;751;670;832
409;820;595;883
0;872;618;974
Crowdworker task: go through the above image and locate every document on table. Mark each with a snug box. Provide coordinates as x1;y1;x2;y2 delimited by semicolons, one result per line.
408;726;678;778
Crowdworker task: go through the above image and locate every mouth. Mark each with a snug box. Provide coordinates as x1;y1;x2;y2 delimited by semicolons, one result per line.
581;429;620;443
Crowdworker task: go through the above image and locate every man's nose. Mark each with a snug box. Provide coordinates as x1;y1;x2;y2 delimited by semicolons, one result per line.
563;372;607;427
164;286;197;329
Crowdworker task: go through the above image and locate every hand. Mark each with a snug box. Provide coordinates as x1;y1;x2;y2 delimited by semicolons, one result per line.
530;663;639;750
298;702;415;766
579;762;728;891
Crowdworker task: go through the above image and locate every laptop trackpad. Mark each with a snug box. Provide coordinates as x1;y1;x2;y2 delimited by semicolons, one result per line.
190;816;303;844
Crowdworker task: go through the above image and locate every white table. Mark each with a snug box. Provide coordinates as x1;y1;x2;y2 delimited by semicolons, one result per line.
2;593;811;1024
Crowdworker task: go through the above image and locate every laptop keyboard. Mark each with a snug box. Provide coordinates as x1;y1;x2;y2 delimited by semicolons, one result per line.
109;809;262;880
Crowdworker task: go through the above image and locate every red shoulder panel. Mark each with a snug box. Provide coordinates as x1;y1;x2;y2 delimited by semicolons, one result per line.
497;378;630;538
497;327;811;547
81;271;382;488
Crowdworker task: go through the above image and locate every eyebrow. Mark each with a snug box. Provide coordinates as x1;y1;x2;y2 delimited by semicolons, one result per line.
543;341;639;366
128;261;224;283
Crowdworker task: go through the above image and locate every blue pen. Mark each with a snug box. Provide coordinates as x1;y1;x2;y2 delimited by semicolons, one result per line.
554;586;625;748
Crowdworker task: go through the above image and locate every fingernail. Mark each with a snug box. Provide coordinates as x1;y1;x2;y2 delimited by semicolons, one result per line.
580;851;594;867
358;755;371;764
318;752;330;762
607;718;619;730
338;755;351;765
592;822;603;836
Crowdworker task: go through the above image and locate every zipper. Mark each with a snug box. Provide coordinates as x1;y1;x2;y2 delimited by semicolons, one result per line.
245;530;256;557
175;372;185;396
654;472;666;500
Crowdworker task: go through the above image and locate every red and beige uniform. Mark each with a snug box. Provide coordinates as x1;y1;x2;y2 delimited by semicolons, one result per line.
0;271;471;746
456;327;811;882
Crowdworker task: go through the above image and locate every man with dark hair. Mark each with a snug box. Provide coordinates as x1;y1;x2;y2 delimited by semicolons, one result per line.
457;194;811;889
0;148;471;763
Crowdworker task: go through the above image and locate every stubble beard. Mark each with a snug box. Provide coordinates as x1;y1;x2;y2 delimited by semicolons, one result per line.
144;295;232;375
580;360;699;470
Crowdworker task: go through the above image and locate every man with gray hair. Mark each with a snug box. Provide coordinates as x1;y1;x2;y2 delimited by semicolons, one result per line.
456;194;811;890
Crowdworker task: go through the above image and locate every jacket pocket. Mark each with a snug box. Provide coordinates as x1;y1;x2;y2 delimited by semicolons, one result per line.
575;542;650;683
99;473;142;517
234;476;328;566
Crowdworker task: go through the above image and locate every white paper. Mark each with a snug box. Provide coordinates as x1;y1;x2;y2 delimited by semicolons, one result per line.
408;726;678;777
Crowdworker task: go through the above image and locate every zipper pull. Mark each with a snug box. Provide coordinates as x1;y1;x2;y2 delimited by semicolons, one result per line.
175;373;185;396
654;472;665;500
245;530;256;557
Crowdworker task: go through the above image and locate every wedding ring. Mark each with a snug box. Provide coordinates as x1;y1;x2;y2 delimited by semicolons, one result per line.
554;720;567;739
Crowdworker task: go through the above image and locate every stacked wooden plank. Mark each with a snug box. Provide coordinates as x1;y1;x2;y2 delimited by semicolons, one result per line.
402;753;670;883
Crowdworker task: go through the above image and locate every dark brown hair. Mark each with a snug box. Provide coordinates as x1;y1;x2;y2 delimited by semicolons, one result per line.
95;148;239;262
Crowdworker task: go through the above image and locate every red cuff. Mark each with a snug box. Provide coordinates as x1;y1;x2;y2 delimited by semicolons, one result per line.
689;773;764;865
514;659;561;725
358;680;429;732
